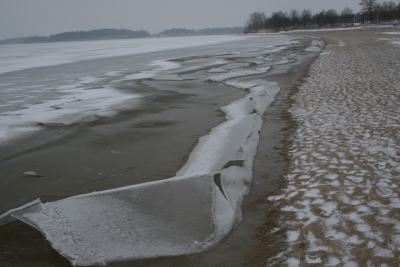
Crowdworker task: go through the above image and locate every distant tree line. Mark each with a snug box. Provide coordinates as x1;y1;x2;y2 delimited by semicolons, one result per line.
0;37;31;45
158;27;244;37
245;0;400;33
0;27;245;45
23;29;150;43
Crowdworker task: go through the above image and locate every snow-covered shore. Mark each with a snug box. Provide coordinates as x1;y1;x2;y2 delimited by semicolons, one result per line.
261;29;400;266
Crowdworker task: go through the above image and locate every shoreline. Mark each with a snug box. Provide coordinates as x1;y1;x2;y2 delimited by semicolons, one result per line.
117;37;320;267
248;28;400;266
0;35;320;266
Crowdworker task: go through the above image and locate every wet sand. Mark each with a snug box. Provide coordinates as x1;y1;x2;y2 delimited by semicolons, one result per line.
0;37;318;266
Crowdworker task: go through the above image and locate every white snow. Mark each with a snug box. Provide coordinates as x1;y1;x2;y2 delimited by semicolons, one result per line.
0;85;140;142
286;258;300;267
382;32;400;35
287;230;300;242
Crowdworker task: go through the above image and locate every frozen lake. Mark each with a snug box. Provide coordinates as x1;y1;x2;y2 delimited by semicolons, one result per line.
0;34;319;266
0;35;294;151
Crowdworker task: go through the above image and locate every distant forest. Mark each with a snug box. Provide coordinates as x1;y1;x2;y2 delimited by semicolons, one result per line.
0;27;246;45
22;29;150;44
245;0;400;33
158;27;244;37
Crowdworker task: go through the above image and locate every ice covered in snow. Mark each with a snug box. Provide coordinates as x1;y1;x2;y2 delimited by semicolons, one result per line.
305;39;324;52
204;67;270;82
0;85;140;142
11;174;236;266
0;36;252;74
175;114;257;176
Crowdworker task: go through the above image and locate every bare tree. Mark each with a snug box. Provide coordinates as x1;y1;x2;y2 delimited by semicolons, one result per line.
387;1;397;22
359;0;378;22
290;9;300;28
398;2;400;19
268;12;290;30
326;9;339;27
301;9;312;28
341;7;354;25
245;12;267;33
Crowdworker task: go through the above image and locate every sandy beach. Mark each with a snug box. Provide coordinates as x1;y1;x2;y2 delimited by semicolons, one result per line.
247;28;400;266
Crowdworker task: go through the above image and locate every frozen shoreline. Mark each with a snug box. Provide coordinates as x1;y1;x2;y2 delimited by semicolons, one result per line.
0;35;319;266
253;28;400;267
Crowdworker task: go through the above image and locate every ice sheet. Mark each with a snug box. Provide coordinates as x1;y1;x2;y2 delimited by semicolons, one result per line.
0;36;252;74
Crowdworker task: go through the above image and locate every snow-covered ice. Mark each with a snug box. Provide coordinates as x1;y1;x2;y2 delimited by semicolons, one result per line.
0;36;253;74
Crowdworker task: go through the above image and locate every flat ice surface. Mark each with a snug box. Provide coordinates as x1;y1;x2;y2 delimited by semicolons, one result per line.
0;36;251;74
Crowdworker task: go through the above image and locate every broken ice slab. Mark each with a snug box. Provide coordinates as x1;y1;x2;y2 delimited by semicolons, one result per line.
249;81;281;98
250;85;276;116
0;199;41;227
220;82;280;119
204;67;270;82
176;114;256;177
224;79;269;90
150;75;197;81
12;174;236;266
220;96;255;120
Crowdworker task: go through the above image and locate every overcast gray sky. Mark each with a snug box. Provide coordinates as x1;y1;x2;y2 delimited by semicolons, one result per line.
1;0;362;39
